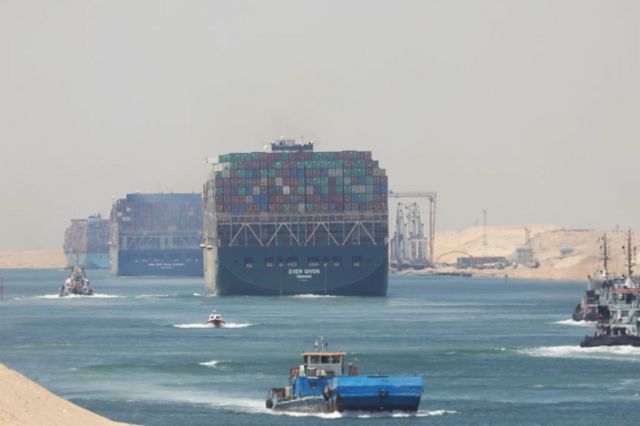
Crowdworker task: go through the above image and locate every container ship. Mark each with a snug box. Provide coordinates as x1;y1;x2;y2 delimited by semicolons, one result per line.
63;215;111;269
203;138;388;296
110;193;203;276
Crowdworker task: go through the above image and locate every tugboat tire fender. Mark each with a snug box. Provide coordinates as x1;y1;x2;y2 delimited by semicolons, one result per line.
322;386;332;400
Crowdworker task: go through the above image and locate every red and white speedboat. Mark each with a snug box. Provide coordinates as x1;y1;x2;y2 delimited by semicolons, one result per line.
207;310;225;327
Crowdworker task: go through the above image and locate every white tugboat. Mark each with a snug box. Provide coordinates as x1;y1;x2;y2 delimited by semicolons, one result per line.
206;310;225;327
59;266;94;297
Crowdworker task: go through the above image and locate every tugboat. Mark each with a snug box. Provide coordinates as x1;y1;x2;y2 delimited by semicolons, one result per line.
59;265;94;297
206;310;225;327
573;234;619;321
265;336;423;413
581;230;640;347
572;288;600;322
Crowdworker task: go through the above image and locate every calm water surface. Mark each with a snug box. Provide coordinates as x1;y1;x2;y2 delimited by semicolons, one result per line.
1;269;638;425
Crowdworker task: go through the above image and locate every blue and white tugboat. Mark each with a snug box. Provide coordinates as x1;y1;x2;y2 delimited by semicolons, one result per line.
265;337;423;413
59;265;94;297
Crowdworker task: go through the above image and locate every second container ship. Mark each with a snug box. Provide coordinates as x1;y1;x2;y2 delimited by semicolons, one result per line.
110;193;203;276
63;215;111;269
203;138;388;296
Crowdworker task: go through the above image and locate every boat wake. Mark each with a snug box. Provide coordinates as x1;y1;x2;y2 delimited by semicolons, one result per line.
518;345;640;362
192;292;216;297
264;409;456;419
173;322;254;329
174;323;216;329
291;294;340;299
36;293;122;299
198;360;220;368
224;322;253;328
135;294;171;299
552;319;595;327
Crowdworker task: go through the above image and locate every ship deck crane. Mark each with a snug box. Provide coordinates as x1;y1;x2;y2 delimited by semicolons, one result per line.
388;192;437;266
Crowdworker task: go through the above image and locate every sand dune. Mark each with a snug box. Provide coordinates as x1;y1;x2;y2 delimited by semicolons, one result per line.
0;363;132;426
0;226;633;282
428;226;631;281
0;250;66;269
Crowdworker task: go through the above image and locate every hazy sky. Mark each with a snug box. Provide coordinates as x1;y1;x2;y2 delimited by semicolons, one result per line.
1;0;639;249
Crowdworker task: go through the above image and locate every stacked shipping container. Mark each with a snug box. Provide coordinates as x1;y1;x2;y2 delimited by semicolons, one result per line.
63;215;110;269
110;193;203;276
213;151;388;215
113;193;202;234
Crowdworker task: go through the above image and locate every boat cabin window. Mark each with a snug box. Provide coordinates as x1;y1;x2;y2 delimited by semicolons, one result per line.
330;355;342;364
310;355;320;364
321;355;330;363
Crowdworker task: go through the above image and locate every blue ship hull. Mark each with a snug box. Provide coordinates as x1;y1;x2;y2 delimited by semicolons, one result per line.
332;376;423;411
84;253;110;269
205;245;388;296
113;249;203;276
65;253;110;269
270;375;422;413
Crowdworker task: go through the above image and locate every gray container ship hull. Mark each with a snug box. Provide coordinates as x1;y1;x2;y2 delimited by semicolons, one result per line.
113;249;203;276
205;245;387;296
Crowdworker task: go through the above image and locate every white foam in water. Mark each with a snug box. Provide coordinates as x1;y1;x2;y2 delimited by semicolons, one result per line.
265;409;456;419
291;294;340;299
135;294;171;299
519;345;640;362
223;322;253;328
174;323;214;329
192;292;215;297
198;360;219;368
173;322;254;329
552;319;595;327
36;293;122;299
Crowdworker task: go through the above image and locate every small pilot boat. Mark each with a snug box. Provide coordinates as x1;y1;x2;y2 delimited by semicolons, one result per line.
207;310;225;327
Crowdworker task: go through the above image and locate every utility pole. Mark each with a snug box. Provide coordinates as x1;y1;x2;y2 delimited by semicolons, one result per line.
483;209;488;247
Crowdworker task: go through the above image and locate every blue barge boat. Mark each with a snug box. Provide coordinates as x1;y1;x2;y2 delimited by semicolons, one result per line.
266;337;423;413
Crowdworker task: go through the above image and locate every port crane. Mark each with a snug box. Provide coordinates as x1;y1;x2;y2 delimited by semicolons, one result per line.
388;192;437;266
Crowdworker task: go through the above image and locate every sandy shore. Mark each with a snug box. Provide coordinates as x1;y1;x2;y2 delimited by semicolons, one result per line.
404;225;630;282
0;364;132;426
0;225;629;282
0;250;66;269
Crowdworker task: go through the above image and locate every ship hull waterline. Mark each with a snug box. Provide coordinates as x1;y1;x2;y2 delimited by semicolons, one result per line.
580;335;640;347
113;249;203;277
205;245;388;296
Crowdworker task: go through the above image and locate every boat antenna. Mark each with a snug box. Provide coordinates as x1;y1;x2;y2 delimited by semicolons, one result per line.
314;336;327;352
600;233;609;278
622;229;636;281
